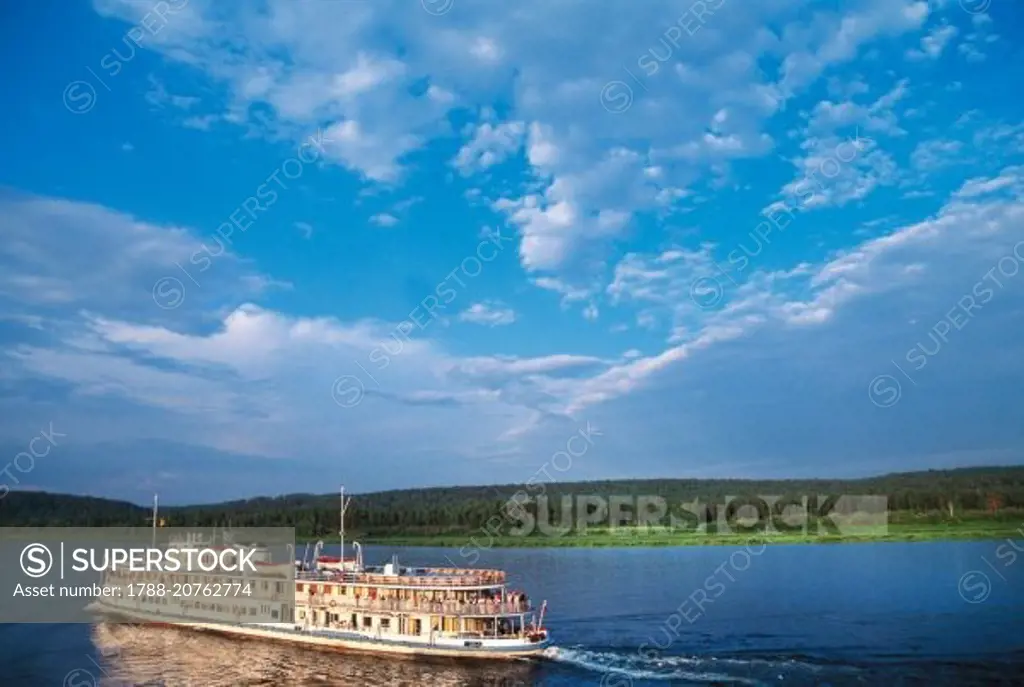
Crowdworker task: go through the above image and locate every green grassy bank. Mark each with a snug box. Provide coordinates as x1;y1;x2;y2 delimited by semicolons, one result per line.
356;515;1024;548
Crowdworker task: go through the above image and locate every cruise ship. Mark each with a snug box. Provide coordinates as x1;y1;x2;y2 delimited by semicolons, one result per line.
87;488;551;660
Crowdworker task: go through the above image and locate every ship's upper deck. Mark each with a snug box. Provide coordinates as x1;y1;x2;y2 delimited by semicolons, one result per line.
297;565;506;589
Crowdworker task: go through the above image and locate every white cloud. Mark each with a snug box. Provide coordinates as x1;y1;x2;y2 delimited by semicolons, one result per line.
322;119;421;183
910;138;962;171
369;213;399;227
469;37;501;62
905;24;957;60
90;0;936;282
954;167;1022;199
972;122;1024;157
777;1;929;96
958;13;998;63
426;84;455;105
143;74;199;110
333;52;405;99
496;191;579;271
458;302;517;326
532;276;595;307
7;160;1024;487
0;189;618;469
452;120;525;175
182;114;219;131
770;80;909;212
0;190;269;321
38;0;1024;488
580;167;1024;413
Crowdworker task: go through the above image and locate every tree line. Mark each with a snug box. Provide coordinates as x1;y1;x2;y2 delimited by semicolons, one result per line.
1;466;1022;538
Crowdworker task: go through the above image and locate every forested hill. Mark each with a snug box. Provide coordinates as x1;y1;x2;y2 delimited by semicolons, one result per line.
2;466;1023;537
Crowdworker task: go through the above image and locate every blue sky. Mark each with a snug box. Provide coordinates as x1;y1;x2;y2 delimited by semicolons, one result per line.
1;0;1023;504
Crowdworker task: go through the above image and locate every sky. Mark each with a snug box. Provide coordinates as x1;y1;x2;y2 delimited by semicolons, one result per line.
1;0;1023;504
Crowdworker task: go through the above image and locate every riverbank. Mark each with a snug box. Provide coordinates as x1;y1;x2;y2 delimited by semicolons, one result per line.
354;518;1023;547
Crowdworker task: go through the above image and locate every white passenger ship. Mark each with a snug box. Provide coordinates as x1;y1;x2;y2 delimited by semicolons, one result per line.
87;488;551;660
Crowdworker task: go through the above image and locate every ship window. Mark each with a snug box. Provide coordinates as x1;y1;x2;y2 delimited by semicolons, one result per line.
362;616;372;628
272;610;279;619
296;584;304;592
380;618;390;629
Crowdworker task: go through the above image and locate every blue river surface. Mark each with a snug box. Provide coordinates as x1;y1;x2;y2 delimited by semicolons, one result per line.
2;540;1023;686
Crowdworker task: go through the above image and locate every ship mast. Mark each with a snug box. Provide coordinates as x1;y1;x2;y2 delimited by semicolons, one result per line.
150;493;158;549
339;485;352;563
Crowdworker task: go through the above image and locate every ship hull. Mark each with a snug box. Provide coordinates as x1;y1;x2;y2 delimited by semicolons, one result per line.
86;602;550;660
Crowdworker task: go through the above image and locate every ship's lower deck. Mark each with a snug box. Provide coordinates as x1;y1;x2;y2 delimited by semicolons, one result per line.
86;601;551;660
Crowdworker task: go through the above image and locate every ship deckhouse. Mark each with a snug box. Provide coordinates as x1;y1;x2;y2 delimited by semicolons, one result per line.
296;557;543;647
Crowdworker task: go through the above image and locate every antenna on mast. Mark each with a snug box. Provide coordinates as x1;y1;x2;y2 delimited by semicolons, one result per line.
340;486;352;562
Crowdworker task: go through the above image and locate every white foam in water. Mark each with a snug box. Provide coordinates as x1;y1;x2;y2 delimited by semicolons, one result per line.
543;646;763;685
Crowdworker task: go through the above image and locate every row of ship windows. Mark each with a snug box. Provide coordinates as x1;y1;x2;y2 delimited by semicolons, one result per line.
297;584;458;597
297;609;381;629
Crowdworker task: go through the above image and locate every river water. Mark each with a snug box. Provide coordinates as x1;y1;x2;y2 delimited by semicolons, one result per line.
2;540;1022;686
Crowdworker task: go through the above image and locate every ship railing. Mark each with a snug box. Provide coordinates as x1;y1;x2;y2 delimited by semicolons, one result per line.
446;630;527;640
303;597;530;615
296;570;506;587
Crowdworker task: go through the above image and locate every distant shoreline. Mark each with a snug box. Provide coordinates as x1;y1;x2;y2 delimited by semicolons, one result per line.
4;470;1022;549
353;519;1024;548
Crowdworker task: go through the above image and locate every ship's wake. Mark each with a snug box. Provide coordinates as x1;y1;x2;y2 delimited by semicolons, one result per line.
542;645;845;686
